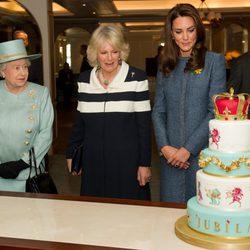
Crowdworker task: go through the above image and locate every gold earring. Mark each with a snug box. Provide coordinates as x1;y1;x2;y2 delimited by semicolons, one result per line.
118;58;122;65
96;61;101;70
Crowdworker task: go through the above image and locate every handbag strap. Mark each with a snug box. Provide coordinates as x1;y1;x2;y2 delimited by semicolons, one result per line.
28;147;42;179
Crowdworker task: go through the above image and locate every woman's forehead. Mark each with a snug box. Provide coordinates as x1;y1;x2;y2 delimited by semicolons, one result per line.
7;59;29;66
98;41;117;51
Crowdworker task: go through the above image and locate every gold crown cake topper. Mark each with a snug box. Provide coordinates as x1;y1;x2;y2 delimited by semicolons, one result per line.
212;88;250;120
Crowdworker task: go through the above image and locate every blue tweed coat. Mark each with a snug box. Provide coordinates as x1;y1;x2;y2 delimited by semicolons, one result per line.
152;51;226;202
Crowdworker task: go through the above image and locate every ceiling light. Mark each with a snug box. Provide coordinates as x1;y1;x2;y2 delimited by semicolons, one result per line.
0;1;74;16
0;1;26;14
53;2;74;16
129;28;163;33
198;0;222;27
113;1;168;11
125;22;165;27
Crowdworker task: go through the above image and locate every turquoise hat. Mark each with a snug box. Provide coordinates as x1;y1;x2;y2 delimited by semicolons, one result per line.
0;39;41;64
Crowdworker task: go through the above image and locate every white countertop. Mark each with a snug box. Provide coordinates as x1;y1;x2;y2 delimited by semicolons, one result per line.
0;195;203;249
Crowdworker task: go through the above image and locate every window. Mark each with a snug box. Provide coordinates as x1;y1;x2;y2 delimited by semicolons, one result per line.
66;43;71;67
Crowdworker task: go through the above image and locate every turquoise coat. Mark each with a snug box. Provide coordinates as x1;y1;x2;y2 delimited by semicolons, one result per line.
0;81;54;192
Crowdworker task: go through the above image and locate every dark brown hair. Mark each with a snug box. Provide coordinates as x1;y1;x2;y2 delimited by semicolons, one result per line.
161;3;207;74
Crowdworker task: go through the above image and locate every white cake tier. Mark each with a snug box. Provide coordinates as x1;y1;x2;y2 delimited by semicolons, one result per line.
209;119;250;152
196;170;250;211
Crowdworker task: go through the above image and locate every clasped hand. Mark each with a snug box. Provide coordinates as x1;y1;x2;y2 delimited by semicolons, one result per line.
161;146;190;169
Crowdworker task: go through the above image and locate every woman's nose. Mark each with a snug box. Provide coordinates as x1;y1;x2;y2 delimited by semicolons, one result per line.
182;31;189;40
107;53;112;60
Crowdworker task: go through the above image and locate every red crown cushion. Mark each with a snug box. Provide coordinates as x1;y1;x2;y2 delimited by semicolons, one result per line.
215;98;249;116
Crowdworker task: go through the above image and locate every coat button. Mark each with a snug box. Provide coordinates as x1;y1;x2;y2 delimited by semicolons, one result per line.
24;141;30;145
26;129;32;133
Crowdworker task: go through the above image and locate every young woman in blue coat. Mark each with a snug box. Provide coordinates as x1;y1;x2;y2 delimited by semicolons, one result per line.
152;4;226;203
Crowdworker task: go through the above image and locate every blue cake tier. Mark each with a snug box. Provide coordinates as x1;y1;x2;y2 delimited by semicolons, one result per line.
187;197;250;238
199;148;250;177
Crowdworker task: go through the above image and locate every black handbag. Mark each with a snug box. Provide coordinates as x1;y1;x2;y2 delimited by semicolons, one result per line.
26;148;58;194
71;144;84;174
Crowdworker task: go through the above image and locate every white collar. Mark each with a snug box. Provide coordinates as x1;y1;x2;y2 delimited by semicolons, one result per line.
90;61;129;90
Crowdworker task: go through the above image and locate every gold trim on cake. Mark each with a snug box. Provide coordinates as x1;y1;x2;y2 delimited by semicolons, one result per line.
203;170;250;178
175;216;250;249
199;151;250;172
186;222;250;240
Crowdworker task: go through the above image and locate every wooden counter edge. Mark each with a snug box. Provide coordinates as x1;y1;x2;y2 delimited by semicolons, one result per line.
0;191;186;209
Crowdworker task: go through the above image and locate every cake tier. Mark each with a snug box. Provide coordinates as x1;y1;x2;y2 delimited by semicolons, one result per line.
187;197;250;238
196;170;250;210
199;148;250;177
209;120;250;152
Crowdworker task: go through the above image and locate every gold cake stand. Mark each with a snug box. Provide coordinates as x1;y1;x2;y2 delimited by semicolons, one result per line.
175;216;250;250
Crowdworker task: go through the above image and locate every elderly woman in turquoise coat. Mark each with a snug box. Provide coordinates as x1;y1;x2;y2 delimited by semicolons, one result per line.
152;4;226;203
0;39;54;192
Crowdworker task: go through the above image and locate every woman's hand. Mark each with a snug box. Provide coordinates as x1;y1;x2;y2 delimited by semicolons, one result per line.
168;147;190;169
161;145;178;161
67;159;72;173
67;159;82;176
137;166;151;186
0;160;29;179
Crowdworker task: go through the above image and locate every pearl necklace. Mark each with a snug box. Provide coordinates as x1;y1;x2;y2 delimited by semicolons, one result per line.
4;81;27;94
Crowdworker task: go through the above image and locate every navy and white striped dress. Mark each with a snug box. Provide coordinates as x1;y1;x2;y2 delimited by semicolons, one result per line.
66;61;151;200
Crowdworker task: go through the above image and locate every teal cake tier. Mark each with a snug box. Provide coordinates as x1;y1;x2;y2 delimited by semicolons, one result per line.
187;197;250;238
199;148;250;177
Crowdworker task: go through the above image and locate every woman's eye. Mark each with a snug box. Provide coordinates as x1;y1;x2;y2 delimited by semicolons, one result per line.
188;28;196;32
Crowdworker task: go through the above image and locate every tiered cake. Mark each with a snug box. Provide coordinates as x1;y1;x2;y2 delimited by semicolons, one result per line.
187;89;250;238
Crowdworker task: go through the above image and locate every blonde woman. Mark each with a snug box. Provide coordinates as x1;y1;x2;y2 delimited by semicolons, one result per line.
66;24;151;200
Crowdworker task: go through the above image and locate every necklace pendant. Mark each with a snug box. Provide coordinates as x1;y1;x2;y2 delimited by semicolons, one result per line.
103;79;110;85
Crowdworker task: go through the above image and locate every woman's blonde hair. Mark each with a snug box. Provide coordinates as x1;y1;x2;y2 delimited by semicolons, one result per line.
87;24;130;67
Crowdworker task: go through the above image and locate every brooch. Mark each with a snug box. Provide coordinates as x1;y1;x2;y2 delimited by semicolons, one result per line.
28;89;36;98
191;68;203;75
